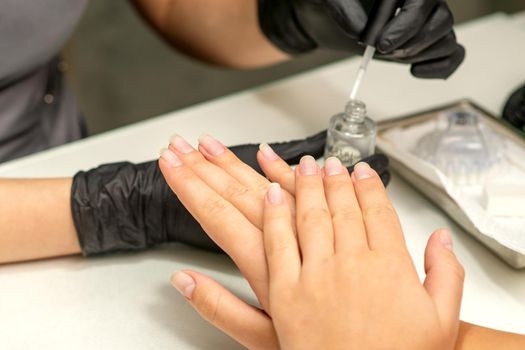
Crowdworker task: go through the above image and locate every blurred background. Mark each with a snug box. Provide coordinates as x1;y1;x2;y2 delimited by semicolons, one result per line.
64;0;525;134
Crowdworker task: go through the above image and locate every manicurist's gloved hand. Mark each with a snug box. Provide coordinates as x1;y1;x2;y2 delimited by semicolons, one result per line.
71;131;390;256
258;0;465;79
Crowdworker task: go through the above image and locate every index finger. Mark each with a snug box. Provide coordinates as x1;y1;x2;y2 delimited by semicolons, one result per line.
159;149;269;308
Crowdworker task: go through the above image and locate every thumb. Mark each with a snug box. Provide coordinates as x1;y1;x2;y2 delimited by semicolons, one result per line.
423;229;465;334
171;270;279;350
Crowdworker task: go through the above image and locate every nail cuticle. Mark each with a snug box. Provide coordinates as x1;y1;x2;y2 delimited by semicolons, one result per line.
160;149;182;168
171;271;196;299
170;135;194;154
267;183;283;205
325;157;343;176
299;156;319;176
259;143;279;161
353;162;373;180
198;134;225;156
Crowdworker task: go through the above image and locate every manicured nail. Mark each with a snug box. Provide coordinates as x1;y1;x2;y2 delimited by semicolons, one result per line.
171;271;196;300
267;183;283;205
170;134;194;154
439;229;454;251
353;162;374;180
160;148;182;168
324;157;343;176
259;143;279;161
299;156;318;176
198;134;225;156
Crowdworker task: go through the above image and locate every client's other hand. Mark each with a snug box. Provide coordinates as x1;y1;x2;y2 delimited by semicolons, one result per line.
158;135;465;350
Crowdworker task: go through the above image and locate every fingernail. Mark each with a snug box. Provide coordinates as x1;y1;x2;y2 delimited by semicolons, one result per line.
171;271;196;300
267;183;282;205
170;134;194;154
439;229;454;251
259;143;279;161
198;134;225;156
353;162;373;180
324;157;343;176
160;148;182;168
299;156;318;176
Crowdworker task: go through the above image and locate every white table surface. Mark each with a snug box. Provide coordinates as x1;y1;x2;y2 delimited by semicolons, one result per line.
1;13;525;350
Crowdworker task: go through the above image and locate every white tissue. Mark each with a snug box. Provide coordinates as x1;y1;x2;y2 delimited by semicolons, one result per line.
483;181;525;217
379;120;525;255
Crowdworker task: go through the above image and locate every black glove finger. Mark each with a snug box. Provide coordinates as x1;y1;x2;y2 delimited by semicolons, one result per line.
391;32;458;63
502;82;525;130
291;0;366;52
387;3;454;58
270;129;327;164
324;0;368;37
229;132;390;185
377;0;439;53
382;31;458;64
228;130;327;174
379;170;392;186
348;153;389;174
258;0;317;54
410;43;465;79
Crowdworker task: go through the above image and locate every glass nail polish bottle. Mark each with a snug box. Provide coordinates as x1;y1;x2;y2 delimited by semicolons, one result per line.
324;99;377;166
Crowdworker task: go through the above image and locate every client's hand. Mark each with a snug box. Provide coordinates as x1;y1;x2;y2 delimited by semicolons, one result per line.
259;157;464;350
158;135;465;350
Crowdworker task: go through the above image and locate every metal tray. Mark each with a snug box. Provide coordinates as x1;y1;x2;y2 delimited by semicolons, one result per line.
377;99;525;269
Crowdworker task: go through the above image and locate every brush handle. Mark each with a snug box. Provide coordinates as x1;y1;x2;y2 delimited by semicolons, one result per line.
360;0;399;47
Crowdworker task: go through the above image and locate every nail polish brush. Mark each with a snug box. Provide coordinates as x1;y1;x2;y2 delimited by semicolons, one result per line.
350;0;400;100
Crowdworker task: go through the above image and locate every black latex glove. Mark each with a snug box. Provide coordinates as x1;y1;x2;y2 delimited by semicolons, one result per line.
258;0;465;79
71;131;390;256
503;82;525;131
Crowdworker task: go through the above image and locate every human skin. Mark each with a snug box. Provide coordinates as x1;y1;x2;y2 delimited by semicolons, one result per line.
132;0;289;68
263;158;462;349
0;178;80;264
158;134;525;350
0;143;522;348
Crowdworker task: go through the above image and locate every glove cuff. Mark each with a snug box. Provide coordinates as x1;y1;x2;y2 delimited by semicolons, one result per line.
257;0;317;54
72;161;221;256
71;161;169;255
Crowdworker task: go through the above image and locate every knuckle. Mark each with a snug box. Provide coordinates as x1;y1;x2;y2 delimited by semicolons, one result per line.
429;255;466;283
195;291;222;323
362;203;397;221
201;196;228;217
265;210;287;223
331;207;361;224
266;239;292;257
223;184;249;201
449;259;465;282
254;183;271;197
299;207;331;224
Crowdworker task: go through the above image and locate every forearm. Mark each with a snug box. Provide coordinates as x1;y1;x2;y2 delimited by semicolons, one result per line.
132;0;288;68
455;322;525;350
0;178;80;264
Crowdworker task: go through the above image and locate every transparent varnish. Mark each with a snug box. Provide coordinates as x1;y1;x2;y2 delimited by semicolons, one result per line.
324;99;376;166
